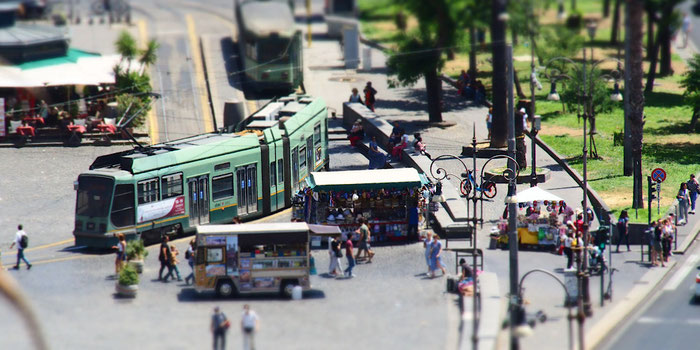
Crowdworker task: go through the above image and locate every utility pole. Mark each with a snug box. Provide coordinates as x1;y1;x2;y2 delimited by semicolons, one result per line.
506;44;520;350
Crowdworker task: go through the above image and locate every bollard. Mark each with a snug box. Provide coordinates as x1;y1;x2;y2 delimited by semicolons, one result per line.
291;286;303;300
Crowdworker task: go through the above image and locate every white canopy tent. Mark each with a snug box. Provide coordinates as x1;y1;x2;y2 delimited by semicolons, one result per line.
515;186;565;204
0;55;141;87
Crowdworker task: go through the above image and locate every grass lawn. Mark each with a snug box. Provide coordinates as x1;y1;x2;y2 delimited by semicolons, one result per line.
356;0;699;223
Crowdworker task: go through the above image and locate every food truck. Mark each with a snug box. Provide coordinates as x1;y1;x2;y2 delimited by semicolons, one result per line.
296;168;430;243
194;222;339;298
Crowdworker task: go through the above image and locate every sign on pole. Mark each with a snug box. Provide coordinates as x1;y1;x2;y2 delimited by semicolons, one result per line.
651;168;666;183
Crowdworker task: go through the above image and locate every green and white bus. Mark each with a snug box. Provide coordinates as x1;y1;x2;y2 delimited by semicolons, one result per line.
235;0;303;92
73;94;328;248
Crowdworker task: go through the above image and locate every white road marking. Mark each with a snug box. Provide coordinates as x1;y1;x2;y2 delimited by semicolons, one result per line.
638;317;700;325
663;254;699;291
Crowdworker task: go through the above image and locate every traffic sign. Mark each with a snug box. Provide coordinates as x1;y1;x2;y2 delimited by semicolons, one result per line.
651;168;666;183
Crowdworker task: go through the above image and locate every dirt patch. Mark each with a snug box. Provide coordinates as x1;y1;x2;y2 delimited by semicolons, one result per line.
539;125;580;137
652;134;700;144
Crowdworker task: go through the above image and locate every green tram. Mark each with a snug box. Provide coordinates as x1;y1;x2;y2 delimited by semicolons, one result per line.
235;0;303;92
73;94;328;248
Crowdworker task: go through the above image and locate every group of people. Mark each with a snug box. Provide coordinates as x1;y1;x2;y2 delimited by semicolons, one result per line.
649;217;676;267
157;235;196;284
560;208;596;271
457;70;486;106
422;232;447;278
387;122;431;161
211;304;260;350
348;82;377;111
328;217;375;278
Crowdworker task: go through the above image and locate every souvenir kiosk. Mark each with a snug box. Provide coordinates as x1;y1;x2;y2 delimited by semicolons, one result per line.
298;168;429;244
496;186;567;249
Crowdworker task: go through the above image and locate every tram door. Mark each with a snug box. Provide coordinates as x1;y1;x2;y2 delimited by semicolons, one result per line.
236;165;258;215
187;175;209;226
291;147;299;193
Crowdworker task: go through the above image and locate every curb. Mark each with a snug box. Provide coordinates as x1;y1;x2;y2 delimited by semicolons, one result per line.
674;217;700;254
585;260;677;350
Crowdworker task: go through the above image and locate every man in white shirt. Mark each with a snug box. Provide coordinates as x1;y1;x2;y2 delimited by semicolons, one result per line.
241;304;260;350
9;224;31;270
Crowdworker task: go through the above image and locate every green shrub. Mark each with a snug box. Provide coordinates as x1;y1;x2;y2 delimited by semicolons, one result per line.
125;239;148;261
118;264;139;286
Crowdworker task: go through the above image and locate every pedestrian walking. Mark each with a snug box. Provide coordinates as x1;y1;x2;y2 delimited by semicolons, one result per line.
677;182;690;225
687;174;699;214
158;236;171;281
354;218;374;263
679;12;692;49
111;233;126;275
563;229;574;270
429;234;447;278
166;244;183;281
661;218;674;263
185;239;196;285
344;235;355;277
615;210;630;252
211;306;229;350
348;87;363;104
329;235;343;276
241;304;259;350
423;232;433;275
10;224;31;270
364;82;377;111
486;108;493;139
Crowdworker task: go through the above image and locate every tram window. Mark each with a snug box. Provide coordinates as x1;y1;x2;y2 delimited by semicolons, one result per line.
314;123;321;145
212;173;234;201
111;184;135;227
207;248;223;263
161;173;183;199
137;178;159;204
299;146;306;169
215;162;230;171
270;162;276;187
277;159;284;183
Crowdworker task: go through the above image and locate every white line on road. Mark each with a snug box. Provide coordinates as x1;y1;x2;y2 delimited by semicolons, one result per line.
663;254;699;291
638;317;700;325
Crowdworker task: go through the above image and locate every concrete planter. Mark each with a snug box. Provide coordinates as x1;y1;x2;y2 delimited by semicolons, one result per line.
127;259;144;274
115;282;138;298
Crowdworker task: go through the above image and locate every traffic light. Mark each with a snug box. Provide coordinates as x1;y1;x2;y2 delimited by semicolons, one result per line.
648;176;657;201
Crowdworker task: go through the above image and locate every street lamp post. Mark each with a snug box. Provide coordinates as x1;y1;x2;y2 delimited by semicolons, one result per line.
516;269;575;350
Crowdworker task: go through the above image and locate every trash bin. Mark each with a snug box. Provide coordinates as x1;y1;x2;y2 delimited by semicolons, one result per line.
292;286;303;300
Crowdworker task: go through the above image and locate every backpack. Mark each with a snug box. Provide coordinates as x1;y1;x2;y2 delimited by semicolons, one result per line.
20;234;28;249
185;249;192;260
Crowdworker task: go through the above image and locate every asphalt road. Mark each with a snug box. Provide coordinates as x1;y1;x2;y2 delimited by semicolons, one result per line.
600;242;700;350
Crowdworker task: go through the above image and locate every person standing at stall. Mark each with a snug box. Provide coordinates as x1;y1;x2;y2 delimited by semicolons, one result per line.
355;218;374;263
329;235;343;276
563;229;574;271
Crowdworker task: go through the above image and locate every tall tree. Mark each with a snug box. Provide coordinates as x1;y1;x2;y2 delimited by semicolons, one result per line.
644;0;658;60
610;0;622;44
680;55;700;130
603;0;611;17
627;0;645;209
387;0;470;123
645;0;681;92
490;0;509;148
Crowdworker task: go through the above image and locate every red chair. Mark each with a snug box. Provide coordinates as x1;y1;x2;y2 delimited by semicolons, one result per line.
16;126;35;137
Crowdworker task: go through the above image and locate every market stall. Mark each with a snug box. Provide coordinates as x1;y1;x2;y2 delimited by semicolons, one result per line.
296;168;430;244
496;186;569;249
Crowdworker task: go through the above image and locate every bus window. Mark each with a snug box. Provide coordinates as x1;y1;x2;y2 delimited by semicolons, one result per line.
137;178;159;204
314;123;321;145
76;176;114;217
212;174;234;201
299;146;306;169
161;173;183;199
270;162;277;187
111;184;135;227
277;159;284;183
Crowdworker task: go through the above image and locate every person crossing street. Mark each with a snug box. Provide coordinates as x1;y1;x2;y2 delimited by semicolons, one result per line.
10;224;31;270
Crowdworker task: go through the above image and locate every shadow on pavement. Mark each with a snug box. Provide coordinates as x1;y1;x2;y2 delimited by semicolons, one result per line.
176;288;325;302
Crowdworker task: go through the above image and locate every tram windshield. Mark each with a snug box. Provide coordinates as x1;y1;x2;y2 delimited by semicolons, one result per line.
258;37;291;63
76;176;114;217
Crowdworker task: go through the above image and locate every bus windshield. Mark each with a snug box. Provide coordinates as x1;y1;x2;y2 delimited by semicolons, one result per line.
257;37;291;63
76;176;114;217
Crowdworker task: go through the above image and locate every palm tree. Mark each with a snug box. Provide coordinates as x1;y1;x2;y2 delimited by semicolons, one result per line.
115;31;138;73
627;0;645;208
490;0;508;148
139;39;159;74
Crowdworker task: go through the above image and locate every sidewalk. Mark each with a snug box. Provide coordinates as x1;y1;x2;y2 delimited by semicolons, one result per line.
300;17;698;350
